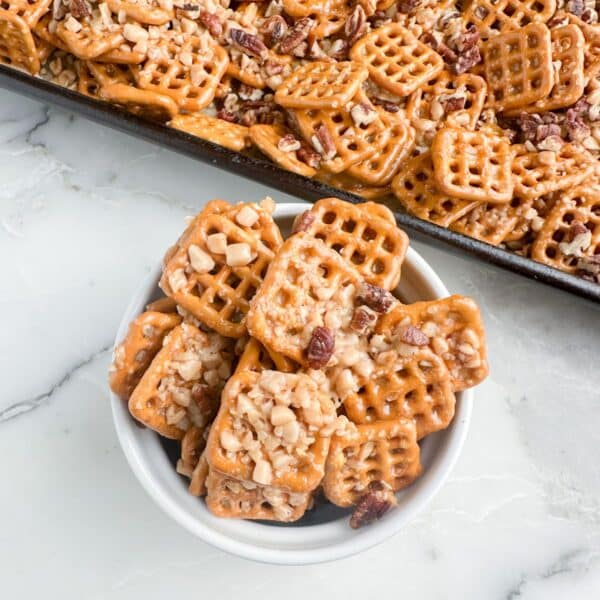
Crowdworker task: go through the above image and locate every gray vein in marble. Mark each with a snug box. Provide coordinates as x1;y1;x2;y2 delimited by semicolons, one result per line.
505;549;595;599
0;344;111;424
24;105;50;149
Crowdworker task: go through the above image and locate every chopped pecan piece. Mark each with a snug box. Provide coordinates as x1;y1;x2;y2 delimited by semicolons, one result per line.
566;220;589;243
69;0;90;19
278;17;314;54
357;282;394;314
350;305;377;333
296;143;322;169
453;44;481;75
292;210;316;233
277;133;301;152
199;11;222;37
397;0;421;13
566;0;585;17
371;97;400;112
306;326;335;369
345;5;369;44
397;325;429;346
312;124;337;160
216;109;238;123
261;15;288;48
442;95;466;112
349;481;396;529
565;108;590;142
229;28;269;61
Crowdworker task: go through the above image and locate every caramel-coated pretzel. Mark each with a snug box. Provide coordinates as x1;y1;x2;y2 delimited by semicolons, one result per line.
350;23;444;97
299;197;409;290
205;469;311;522
432;127;514;203
323;419;421;507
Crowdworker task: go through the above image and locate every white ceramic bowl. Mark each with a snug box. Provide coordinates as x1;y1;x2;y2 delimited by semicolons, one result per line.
110;202;473;565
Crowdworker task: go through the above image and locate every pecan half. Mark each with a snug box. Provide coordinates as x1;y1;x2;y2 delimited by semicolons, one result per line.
278;17;314;54
296;143;322;169
349;481;396;529
397;324;429;346
292;210;316;233
306;326;335;369
229;28;268;61
277;133;301;152
350;306;377;333
312;124;337;160
199;11;222;37
345;5;369;44
69;0;90;19
216;109;238;123
261;15;288;48
357;282;394;314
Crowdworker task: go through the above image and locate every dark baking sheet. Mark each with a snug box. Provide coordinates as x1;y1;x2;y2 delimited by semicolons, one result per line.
1;63;598;304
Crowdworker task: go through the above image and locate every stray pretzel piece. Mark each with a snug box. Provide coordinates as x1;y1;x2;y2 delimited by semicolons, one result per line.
170;113;249;152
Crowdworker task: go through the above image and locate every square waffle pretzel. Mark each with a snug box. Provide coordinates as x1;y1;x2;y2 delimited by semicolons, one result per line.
0;0;50;28
347;109;415;186
134;35;229;112
531;186;600;273
105;0;173;25
431;127;514;203
205;469;311;522
450;202;519;245
391;151;481;228
160;201;282;338
56;20;125;61
339;347;456;439
246;233;363;366
274;61;368;110
297;197;409;290
109;308;182;401
511;143;595;201
464;0;557;38
206;369;337;492
294;92;388;174
249;124;317;178
349;23;444;97
482;23;553;112
128;323;235;439
323;419;421;507
0;9;40;74
378;295;489;391
99;82;179;122
505;24;586;115
405;71;488;132
170;113;249;153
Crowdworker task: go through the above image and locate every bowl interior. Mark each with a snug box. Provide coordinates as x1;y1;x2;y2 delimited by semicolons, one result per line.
111;202;473;564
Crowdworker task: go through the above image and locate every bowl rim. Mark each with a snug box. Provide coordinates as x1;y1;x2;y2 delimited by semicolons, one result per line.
110;201;473;565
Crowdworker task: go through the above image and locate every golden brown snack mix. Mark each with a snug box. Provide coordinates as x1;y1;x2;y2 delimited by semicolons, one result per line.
109;198;490;527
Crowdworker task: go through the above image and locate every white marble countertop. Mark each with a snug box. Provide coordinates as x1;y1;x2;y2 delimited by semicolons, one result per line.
1;86;600;599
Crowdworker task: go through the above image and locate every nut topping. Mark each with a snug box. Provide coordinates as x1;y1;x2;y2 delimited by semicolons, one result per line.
356;282;394;314
349;481;397;529
291;210;316;233
306;326;335;369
